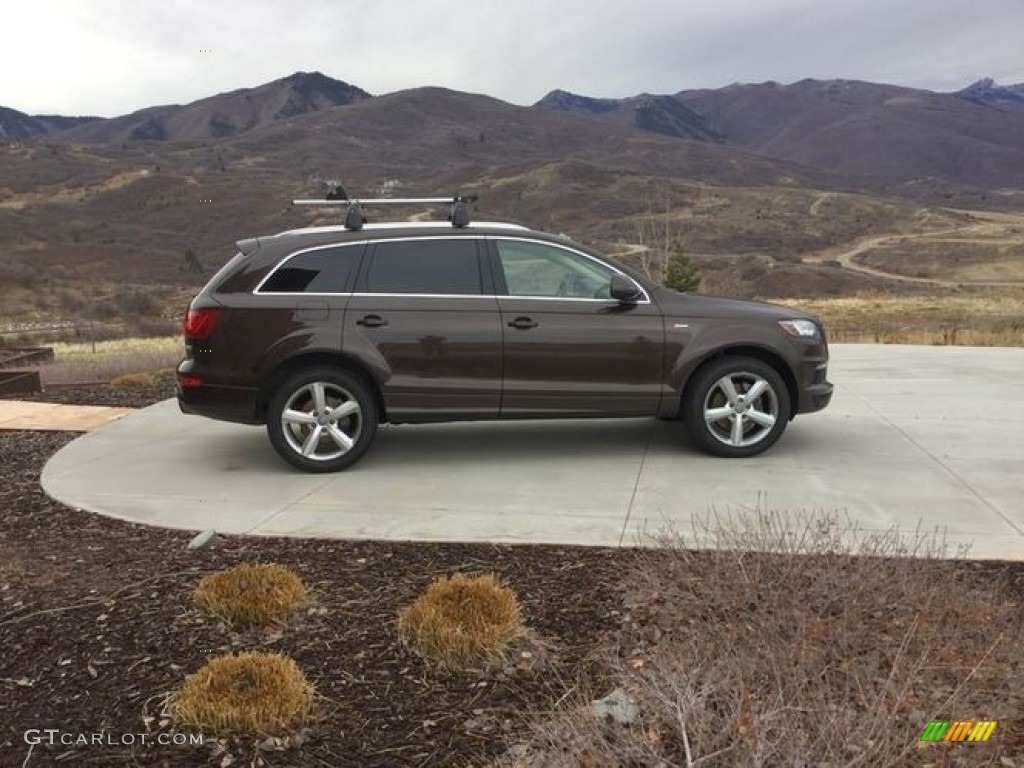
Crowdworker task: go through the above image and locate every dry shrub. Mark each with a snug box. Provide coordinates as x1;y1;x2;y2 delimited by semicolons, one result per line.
194;563;308;629
398;572;526;671
172;651;315;736
110;371;155;388
502;509;1024;767
38;335;183;386
784;292;1024;347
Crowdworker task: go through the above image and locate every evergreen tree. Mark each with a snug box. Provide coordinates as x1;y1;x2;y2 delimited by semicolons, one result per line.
663;243;701;292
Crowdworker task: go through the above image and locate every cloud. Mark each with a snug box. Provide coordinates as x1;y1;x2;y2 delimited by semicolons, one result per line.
2;0;1022;115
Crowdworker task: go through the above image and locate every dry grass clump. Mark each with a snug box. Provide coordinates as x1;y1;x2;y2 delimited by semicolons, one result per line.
110;371;155;388
501;510;1024;766
194;563;308;629
171;651;315;736
785;291;1024;347
398;572;526;671
38;335;183;385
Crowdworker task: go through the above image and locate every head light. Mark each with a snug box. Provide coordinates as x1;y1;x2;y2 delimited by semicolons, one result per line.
778;319;818;338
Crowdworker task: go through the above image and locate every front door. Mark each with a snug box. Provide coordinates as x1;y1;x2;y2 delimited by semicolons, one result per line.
344;237;502;423
490;237;665;417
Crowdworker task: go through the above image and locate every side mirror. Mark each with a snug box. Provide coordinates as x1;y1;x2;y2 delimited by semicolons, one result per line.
610;274;643;303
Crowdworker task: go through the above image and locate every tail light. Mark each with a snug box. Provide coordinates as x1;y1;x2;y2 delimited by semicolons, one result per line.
183;307;221;339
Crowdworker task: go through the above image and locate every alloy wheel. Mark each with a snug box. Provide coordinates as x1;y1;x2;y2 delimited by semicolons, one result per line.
280;381;363;462
702;372;779;448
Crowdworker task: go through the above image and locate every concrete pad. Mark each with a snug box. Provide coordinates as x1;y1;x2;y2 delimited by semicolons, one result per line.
0;399;134;431
41;345;1024;560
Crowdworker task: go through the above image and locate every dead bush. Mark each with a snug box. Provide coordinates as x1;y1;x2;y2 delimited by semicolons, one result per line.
109;372;155;388
193;563;308;629
398;572;526;671
171;651;315;736
501;509;1024;766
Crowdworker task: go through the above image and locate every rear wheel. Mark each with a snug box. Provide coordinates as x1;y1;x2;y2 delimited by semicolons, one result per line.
682;356;790;458
266;367;378;472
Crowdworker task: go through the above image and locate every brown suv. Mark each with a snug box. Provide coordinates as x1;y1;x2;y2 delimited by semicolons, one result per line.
177;197;832;472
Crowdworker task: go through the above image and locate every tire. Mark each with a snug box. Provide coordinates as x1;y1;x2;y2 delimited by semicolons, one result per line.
266;367;378;472
682;356;791;458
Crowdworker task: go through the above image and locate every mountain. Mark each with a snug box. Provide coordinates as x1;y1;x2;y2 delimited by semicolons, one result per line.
0;106;99;139
222;86;834;192
674;79;1024;188
533;79;1024;188
956;78;1024;109
57;71;371;143
0;78;1011;312
0;106;44;139
535;89;722;142
12;72;1024;188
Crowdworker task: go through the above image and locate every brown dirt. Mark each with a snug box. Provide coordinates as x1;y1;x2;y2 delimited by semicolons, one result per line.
3;383;1023;766
0;389;624;766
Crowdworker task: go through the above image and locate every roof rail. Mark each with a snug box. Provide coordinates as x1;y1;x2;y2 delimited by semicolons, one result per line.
292;193;479;231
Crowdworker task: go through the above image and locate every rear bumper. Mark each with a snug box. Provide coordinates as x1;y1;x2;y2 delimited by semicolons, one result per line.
176;367;262;425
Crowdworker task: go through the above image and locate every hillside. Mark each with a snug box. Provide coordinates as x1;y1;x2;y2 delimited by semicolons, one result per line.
534;78;1024;189
956;78;1024;109
0;106;99;139
535;90;722;142
675;79;1024;188
55;72;371;143
2;73;1023;335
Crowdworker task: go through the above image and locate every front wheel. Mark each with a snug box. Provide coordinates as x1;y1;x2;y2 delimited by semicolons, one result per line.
266;367;378;472
682;357;791;458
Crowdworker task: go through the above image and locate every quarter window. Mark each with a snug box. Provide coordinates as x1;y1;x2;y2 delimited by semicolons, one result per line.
260;245;361;293
364;240;481;295
496;240;614;299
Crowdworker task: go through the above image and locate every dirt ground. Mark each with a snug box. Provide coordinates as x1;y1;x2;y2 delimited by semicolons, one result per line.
2;384;1023;767
0;384;635;766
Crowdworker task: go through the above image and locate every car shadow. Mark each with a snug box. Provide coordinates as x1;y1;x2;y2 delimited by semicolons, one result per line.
206;418;702;472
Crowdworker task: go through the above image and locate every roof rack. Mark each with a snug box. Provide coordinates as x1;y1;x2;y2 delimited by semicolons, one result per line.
292;191;479;231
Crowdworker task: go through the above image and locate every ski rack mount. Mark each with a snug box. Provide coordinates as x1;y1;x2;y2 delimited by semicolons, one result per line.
292;190;479;231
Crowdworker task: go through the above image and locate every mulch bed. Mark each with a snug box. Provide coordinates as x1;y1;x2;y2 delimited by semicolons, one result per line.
3;383;1023;766
7;380;178;408
0;385;627;767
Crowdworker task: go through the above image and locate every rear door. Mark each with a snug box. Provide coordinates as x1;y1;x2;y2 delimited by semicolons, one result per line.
344;237;502;422
489;237;665;417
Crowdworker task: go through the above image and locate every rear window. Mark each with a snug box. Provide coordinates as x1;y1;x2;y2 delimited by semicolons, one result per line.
363;239;481;295
260;244;362;293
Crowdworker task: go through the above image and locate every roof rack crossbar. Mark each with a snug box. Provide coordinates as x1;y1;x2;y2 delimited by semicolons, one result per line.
293;195;478;231
292;196;478;206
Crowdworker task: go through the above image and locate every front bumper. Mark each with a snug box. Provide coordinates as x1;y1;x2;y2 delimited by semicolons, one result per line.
796;358;833;414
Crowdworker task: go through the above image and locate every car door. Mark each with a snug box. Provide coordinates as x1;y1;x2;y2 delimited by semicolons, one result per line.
247;241;365;385
489;237;665;417
344;236;502;423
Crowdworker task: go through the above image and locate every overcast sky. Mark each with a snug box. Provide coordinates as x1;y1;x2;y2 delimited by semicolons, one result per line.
3;0;1023;117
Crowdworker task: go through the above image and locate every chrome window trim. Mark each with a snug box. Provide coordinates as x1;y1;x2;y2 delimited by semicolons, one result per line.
253;241;368;295
490;236;651;304
252;234;650;304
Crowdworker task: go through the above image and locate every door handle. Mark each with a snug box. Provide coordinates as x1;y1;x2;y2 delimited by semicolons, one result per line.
507;317;538;330
356;314;388;328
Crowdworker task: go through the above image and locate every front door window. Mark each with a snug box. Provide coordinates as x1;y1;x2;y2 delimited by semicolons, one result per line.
496;240;616;300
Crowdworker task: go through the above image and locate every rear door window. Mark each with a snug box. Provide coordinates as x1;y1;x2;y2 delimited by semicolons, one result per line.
259;244;363;293
362;239;482;295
